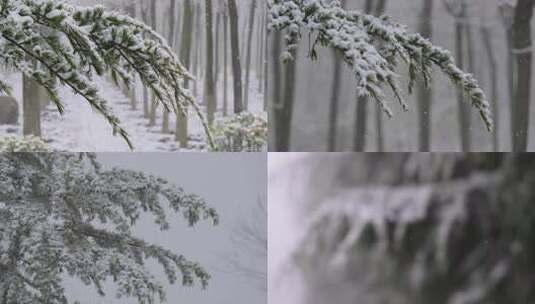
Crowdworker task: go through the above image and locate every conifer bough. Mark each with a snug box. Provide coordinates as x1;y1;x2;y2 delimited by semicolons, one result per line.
268;0;493;131
0;153;219;303
0;0;215;149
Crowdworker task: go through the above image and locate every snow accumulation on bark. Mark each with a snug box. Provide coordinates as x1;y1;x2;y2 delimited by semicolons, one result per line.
0;0;215;149
267;0;493;131
0;153;219;304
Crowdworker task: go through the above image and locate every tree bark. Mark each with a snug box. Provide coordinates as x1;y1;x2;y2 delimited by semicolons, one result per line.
22;74;42;137
204;0;216;125
374;0;387;152
148;0;158;126
223;10;229;116
512;0;534;151
353;0;374;151
244;0;257;111
417;0;434;151
269;30;283;151
162;0;177;133
175;0;194;147
327;0;347;152
228;0;244;113
481;25;499;151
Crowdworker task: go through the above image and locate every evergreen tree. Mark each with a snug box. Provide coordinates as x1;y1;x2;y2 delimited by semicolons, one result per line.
268;0;494;132
0;153;219;304
0;0;215;149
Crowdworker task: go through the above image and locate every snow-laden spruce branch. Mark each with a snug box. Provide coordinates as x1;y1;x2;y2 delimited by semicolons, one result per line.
0;0;215;149
268;0;493;130
0;153;219;304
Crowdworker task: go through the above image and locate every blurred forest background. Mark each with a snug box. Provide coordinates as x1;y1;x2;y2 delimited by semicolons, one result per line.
0;0;267;151
268;0;535;152
269;153;535;304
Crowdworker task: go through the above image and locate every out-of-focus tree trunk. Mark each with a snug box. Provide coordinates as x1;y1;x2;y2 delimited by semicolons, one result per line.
274;49;297;151
327;0;347;152
148;0;158;127
223;9;229;116
162;0;177;134
263;6;268;111
204;0;216;125
417;0;434;152
140;4;150;118
374;0;387;152
244;0;257;111
481;25;499;151
444;0;472;151
512;0;534;152
228;0;244;113
215;10;221;91
175;0;194;147
258;5;266;94
22;74;43;137
269;30;283;151
193;3;201;97
353;0;374;152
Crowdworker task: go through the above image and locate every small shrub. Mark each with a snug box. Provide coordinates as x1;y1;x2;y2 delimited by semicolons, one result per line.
211;113;267;152
0;136;51;152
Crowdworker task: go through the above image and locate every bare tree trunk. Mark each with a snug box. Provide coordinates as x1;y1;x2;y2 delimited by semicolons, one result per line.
263;6;268;112
22;74;42;137
215;10;221;89
244;0;257;111
148;0;158;126
269;30;283;151
327;0;346;152
141;5;150;118
175;0;194;147
417;0;434;151
162;0;177;134
375;0;387;152
481;25;499;151
446;1;472;152
223;10;229;116
258;5;266;92
193;3;201;97
512;0;534;152
228;0;244;113
274;48;297;151
204;0;216;125
353;0;374;151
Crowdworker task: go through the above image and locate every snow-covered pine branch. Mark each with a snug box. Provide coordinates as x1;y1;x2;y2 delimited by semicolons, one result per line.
0;0;215;149
267;0;493;131
0;153;219;303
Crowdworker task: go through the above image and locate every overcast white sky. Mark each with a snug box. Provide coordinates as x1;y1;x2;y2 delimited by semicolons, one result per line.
64;153;267;304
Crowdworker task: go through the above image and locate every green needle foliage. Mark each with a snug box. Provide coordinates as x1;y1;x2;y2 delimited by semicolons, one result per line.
0;0;215;149
268;0;493;131
0;153;219;304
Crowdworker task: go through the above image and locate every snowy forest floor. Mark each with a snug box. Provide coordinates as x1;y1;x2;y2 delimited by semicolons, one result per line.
0;71;265;151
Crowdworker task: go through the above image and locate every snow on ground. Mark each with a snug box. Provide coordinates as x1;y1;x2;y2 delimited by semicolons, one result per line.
0;70;265;152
